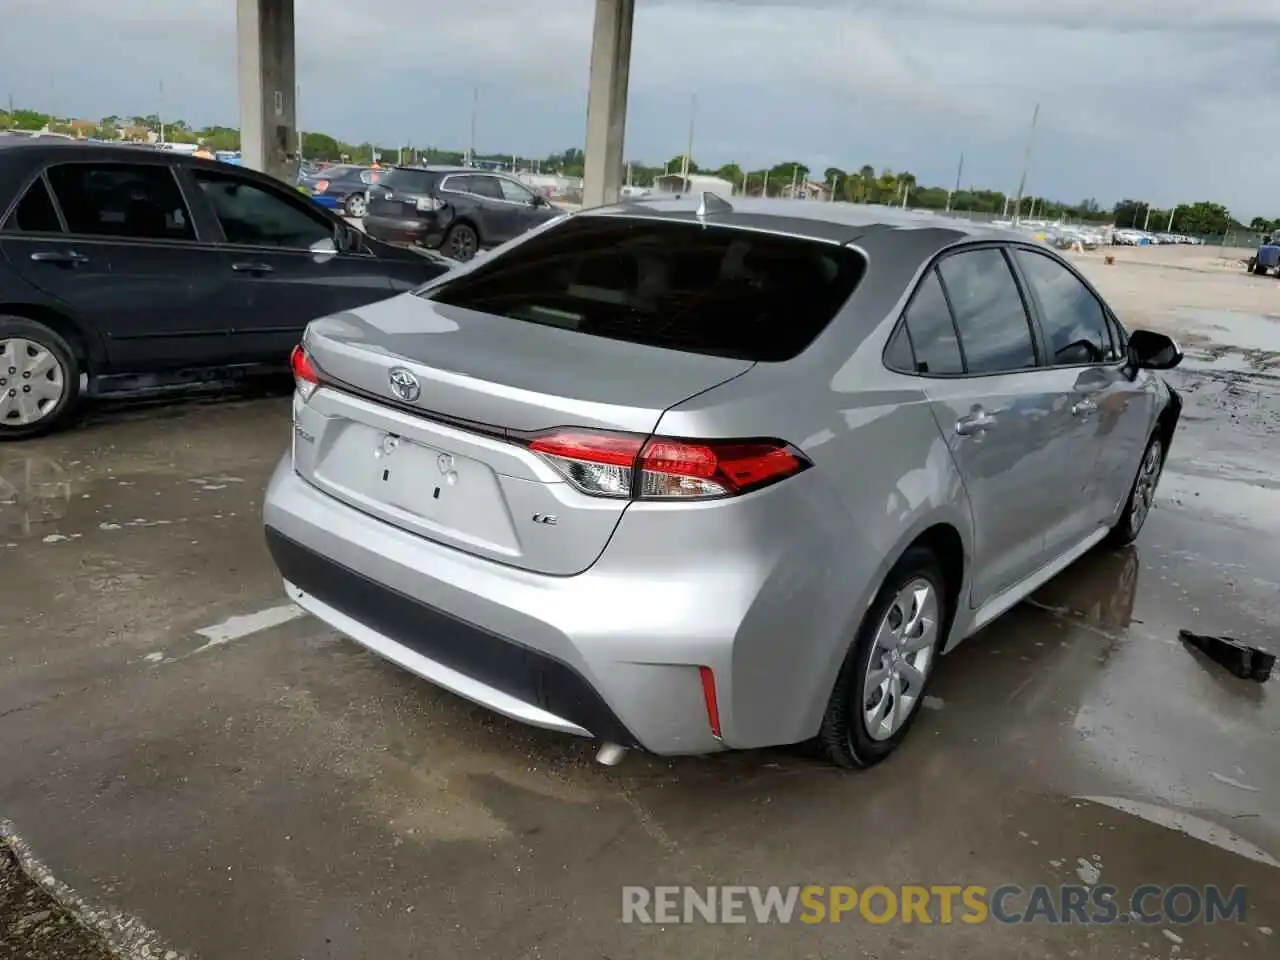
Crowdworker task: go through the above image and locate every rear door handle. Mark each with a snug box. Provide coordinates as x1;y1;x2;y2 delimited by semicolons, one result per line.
30;250;89;265
955;411;997;436
231;262;274;274
1071;399;1098;417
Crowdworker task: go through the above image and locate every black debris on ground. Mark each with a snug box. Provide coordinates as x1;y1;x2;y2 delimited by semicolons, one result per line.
1180;628;1276;682
0;842;112;960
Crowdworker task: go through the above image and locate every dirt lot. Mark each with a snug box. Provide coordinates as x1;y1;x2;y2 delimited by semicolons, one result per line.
0;245;1277;959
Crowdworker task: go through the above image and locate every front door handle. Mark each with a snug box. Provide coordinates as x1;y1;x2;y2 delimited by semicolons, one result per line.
30;250;89;265
231;262;274;274
1071;399;1098;417
955;411;997;436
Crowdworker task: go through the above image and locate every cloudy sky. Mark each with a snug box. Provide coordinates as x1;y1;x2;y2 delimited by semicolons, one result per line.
4;0;1279;217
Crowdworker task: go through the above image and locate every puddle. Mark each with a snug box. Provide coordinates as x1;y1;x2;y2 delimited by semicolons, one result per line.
1178;309;1280;354
0;456;73;539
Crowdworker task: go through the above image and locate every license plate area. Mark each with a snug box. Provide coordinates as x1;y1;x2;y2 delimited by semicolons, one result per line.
312;421;519;554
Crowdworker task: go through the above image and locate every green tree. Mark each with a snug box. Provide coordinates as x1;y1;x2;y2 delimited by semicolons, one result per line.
714;163;743;187
1112;199;1145;229
666;154;698;175
10;109;49;131
874;168;899;204
201;127;240;152
301;131;341;161
1174;201;1232;236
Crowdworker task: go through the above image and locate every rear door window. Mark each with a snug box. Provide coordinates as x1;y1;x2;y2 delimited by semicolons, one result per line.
425;216;866;361
888;269;964;375
3;177;62;233
936;248;1038;373
46;162;195;241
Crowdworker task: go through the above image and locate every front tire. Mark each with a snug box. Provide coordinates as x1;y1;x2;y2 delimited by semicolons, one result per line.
819;546;948;769
344;193;368;218
1107;433;1164;546
0;317;81;440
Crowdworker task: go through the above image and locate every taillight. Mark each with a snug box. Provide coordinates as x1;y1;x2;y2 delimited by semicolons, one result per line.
290;344;320;401
313;179;330;193
526;429;809;500
415;196;442;212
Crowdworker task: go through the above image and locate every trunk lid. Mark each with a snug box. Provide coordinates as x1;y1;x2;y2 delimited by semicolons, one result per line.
293;295;752;575
367;168;441;218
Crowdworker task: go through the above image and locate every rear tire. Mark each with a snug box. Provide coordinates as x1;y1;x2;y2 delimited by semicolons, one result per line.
443;223;479;262
819;546;948;769
1251;260;1266;275
1106;433;1164;546
0;317;81;440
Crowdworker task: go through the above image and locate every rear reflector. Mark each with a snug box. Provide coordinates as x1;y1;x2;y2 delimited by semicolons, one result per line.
699;666;722;740
527;429;809;500
290;344;320;401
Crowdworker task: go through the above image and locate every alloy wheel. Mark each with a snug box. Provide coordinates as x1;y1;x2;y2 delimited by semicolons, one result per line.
1129;439;1163;532
0;338;66;427
449;228;477;261
862;578;938;741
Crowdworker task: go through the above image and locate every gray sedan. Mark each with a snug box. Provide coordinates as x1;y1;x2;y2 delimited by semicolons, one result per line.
263;197;1182;767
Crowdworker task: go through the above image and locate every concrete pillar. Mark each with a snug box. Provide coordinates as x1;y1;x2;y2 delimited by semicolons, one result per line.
237;0;296;182
581;0;634;208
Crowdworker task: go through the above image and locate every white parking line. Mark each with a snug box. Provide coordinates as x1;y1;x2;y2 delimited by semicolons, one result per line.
192;603;305;654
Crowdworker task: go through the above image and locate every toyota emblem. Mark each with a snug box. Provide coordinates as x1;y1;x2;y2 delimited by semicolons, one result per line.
388;367;421;403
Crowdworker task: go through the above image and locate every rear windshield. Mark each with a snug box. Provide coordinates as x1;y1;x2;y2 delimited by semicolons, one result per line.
423;216;866;361
380;168;441;193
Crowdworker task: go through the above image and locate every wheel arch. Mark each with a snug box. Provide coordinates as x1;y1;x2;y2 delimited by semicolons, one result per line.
0;303;102;372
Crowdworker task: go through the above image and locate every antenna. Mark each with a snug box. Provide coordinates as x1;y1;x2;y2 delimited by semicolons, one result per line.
696;191;733;217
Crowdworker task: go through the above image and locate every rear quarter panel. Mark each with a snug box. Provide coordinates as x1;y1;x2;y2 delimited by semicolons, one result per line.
653;291;975;746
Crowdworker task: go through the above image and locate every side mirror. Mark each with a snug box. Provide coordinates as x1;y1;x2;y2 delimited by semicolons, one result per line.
530;195;547;207
1126;329;1183;372
310;236;339;260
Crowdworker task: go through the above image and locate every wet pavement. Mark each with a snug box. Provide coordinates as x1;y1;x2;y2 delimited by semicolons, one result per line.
1;261;1278;958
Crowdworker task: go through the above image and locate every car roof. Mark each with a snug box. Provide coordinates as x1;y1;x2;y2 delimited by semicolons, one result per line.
0;139;342;213
389;166;509;175
582;194;1029;254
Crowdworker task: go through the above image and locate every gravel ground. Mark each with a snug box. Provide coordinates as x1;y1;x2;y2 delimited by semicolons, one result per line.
0;843;110;960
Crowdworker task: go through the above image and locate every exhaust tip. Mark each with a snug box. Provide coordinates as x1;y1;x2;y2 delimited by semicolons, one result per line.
595;742;627;766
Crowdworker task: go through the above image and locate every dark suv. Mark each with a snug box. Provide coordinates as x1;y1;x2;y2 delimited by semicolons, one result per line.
363;166;561;261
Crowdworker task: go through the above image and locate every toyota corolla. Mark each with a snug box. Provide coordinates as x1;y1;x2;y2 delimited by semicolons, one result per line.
263;196;1182;768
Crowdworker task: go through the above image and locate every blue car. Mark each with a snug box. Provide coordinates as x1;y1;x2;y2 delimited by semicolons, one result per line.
1251;237;1280;276
298;164;385;217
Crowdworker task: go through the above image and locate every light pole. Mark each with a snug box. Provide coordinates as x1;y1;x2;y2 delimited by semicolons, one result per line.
946;152;964;213
680;92;696;192
1011;102;1040;226
467;86;478;167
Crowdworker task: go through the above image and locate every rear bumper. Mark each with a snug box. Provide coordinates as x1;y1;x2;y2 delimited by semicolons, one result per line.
364;214;444;248
262;457;740;754
309;194;341;210
266;527;638;744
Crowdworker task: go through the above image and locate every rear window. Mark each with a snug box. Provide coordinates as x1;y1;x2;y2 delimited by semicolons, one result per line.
423;217;866;361
380;168;441;193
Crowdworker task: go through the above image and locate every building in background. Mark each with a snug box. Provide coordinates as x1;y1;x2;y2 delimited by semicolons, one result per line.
653;173;736;196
